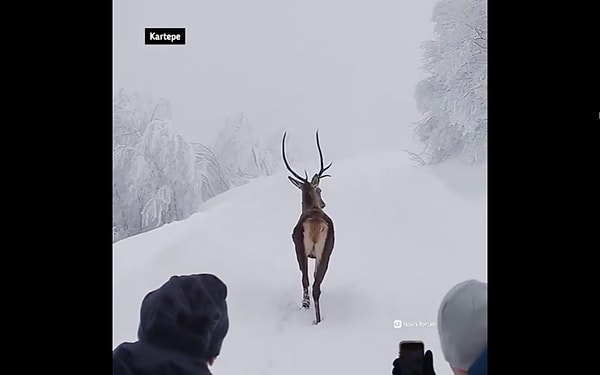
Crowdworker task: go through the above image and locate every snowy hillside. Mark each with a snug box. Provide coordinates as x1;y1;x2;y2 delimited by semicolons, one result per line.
113;150;487;375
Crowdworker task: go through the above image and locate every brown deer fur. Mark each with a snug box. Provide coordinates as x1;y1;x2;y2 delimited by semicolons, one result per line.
282;130;335;325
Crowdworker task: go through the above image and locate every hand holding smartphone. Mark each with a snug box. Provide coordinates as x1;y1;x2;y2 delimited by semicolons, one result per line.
399;340;425;375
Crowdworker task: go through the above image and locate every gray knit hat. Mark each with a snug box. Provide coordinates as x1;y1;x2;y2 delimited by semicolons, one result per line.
437;279;487;370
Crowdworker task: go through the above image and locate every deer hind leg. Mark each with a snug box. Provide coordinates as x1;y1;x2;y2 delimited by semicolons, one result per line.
313;257;329;324
299;255;310;309
293;228;310;309
294;238;310;309
312;225;329;324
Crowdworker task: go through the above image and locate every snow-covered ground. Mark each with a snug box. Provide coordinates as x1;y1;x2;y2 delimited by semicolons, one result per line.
113;150;487;375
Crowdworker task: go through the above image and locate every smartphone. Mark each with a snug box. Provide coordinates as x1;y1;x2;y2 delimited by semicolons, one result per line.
399;340;425;375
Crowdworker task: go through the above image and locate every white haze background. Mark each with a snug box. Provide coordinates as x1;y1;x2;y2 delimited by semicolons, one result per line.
113;0;438;157
113;1;487;373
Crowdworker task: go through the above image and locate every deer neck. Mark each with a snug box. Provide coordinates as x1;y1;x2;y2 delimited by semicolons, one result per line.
301;191;321;213
302;202;321;213
302;201;322;213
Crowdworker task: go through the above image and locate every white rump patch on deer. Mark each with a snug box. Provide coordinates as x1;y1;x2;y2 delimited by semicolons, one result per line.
303;219;328;262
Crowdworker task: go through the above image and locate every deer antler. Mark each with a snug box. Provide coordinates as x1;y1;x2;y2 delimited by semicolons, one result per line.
282;132;308;183
315;130;332;179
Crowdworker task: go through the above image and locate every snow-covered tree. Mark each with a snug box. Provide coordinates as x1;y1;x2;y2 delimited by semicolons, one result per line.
191;142;230;201
113;95;307;242
261;128;303;174
414;0;487;165
141;185;172;229
212;112;287;187
113;90;203;242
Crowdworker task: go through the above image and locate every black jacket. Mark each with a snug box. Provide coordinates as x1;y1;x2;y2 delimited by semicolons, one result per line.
113;274;229;375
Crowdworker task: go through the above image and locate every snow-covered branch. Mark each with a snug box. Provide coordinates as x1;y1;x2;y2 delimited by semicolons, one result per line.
413;0;487;165
113;90;203;242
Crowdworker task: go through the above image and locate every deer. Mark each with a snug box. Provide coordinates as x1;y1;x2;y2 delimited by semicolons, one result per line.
281;130;335;325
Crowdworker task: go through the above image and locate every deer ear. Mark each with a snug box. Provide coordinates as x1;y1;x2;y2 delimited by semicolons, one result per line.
310;174;320;186
288;176;303;189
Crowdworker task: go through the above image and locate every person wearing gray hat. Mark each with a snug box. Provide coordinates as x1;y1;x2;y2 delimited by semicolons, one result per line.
391;279;487;375
437;279;487;375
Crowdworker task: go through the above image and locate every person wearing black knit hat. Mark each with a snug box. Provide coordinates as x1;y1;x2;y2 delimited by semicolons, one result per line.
113;273;230;375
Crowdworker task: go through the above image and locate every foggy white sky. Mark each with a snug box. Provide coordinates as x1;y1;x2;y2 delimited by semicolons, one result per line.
114;0;437;161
